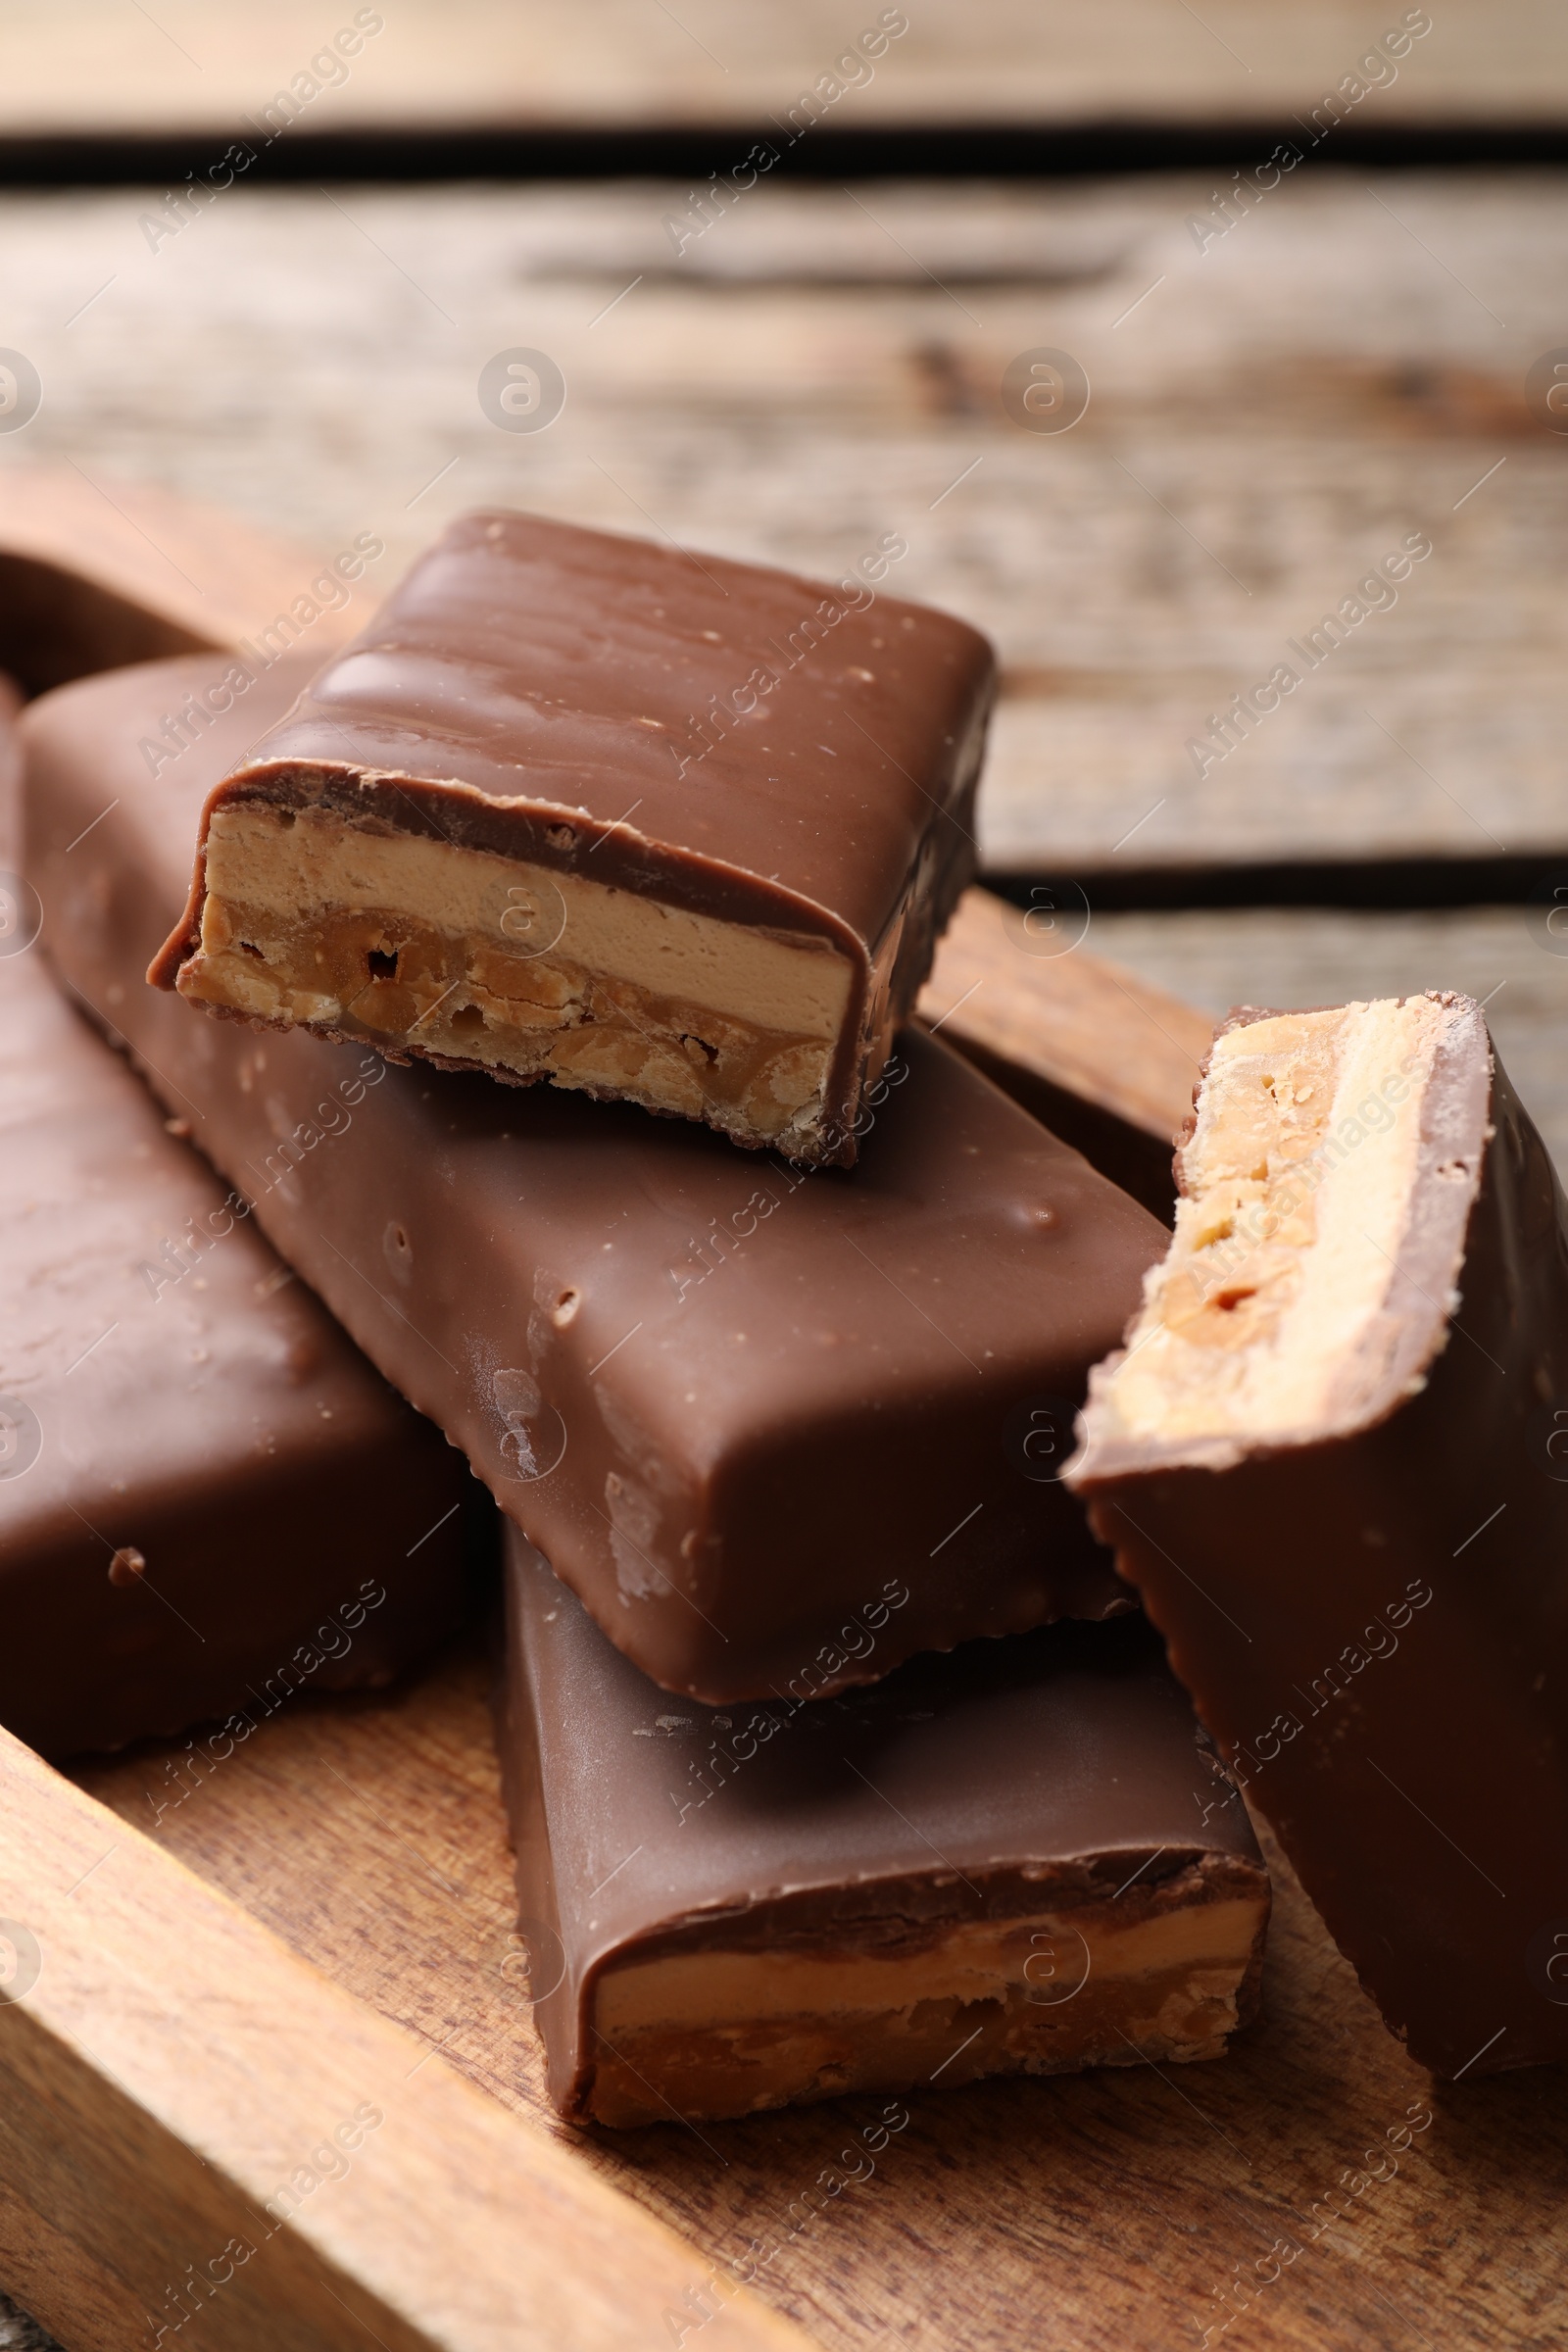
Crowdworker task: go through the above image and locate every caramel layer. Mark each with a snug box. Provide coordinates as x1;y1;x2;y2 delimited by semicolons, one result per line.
179;800;856;1159
587;1893;1265;2126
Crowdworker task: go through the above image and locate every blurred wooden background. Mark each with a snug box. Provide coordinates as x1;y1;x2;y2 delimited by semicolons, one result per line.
2;2;1566;132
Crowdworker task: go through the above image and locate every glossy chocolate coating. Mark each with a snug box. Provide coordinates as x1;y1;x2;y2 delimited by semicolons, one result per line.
151;510;994;1163
0;721;469;1762
25;656;1164;1705
498;1527;1267;2122
1071;1016;1568;2079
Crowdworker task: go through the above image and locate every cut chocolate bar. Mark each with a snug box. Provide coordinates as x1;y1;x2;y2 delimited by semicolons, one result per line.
1068;996;1568;2078
499;1528;1269;2127
0;768;470;1765
26;654;1164;1706
149;511;994;1168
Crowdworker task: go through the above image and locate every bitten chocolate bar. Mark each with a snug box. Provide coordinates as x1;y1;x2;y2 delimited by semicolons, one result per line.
0;835;467;1762
26;655;1163;1706
499;1530;1269;2127
149;511;994;1169
1068;995;1568;2079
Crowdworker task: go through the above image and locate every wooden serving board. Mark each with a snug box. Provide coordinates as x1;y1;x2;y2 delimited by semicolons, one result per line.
2;482;1566;2352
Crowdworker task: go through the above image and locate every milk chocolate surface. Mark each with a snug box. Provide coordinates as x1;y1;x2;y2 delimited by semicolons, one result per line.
26;655;1163;1705
1069;995;1568;2078
151;511;994;1168
0;727;468;1762
499;1528;1269;2127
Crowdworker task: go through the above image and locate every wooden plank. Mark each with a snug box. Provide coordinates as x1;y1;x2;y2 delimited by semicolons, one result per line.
0;466;362;695
917;887;1206;1219
1;175;1561;869
0;2;1562;135
0;1724;809;2352
919;886;1209;1140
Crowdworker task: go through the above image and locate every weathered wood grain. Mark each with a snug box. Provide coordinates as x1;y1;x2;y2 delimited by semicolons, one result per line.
0;1724;809;2352
0;2;1560;137
1;175;1562;869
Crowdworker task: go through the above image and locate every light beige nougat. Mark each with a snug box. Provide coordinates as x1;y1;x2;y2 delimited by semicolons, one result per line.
1084;996;1473;1459
179;802;855;1156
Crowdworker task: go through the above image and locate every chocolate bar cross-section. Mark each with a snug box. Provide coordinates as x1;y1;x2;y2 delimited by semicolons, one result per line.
499;1529;1269;2127
150;511;994;1168
1069;996;1568;2078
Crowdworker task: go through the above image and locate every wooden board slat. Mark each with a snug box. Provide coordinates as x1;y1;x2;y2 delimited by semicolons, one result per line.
0;1724;809;2352
0;466;362;695
917;887;1207;1219
2;175;1562;871
918;886;1209;1141
0;2;1562;137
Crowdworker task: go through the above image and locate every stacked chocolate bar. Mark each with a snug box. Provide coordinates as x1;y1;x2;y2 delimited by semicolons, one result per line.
16;506;1558;2118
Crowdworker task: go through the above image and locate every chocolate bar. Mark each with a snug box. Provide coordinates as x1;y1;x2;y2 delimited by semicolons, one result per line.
1068;996;1568;2078
0;728;470;1762
149;511;994;1169
25;654;1164;1705
499;1528;1268;2126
